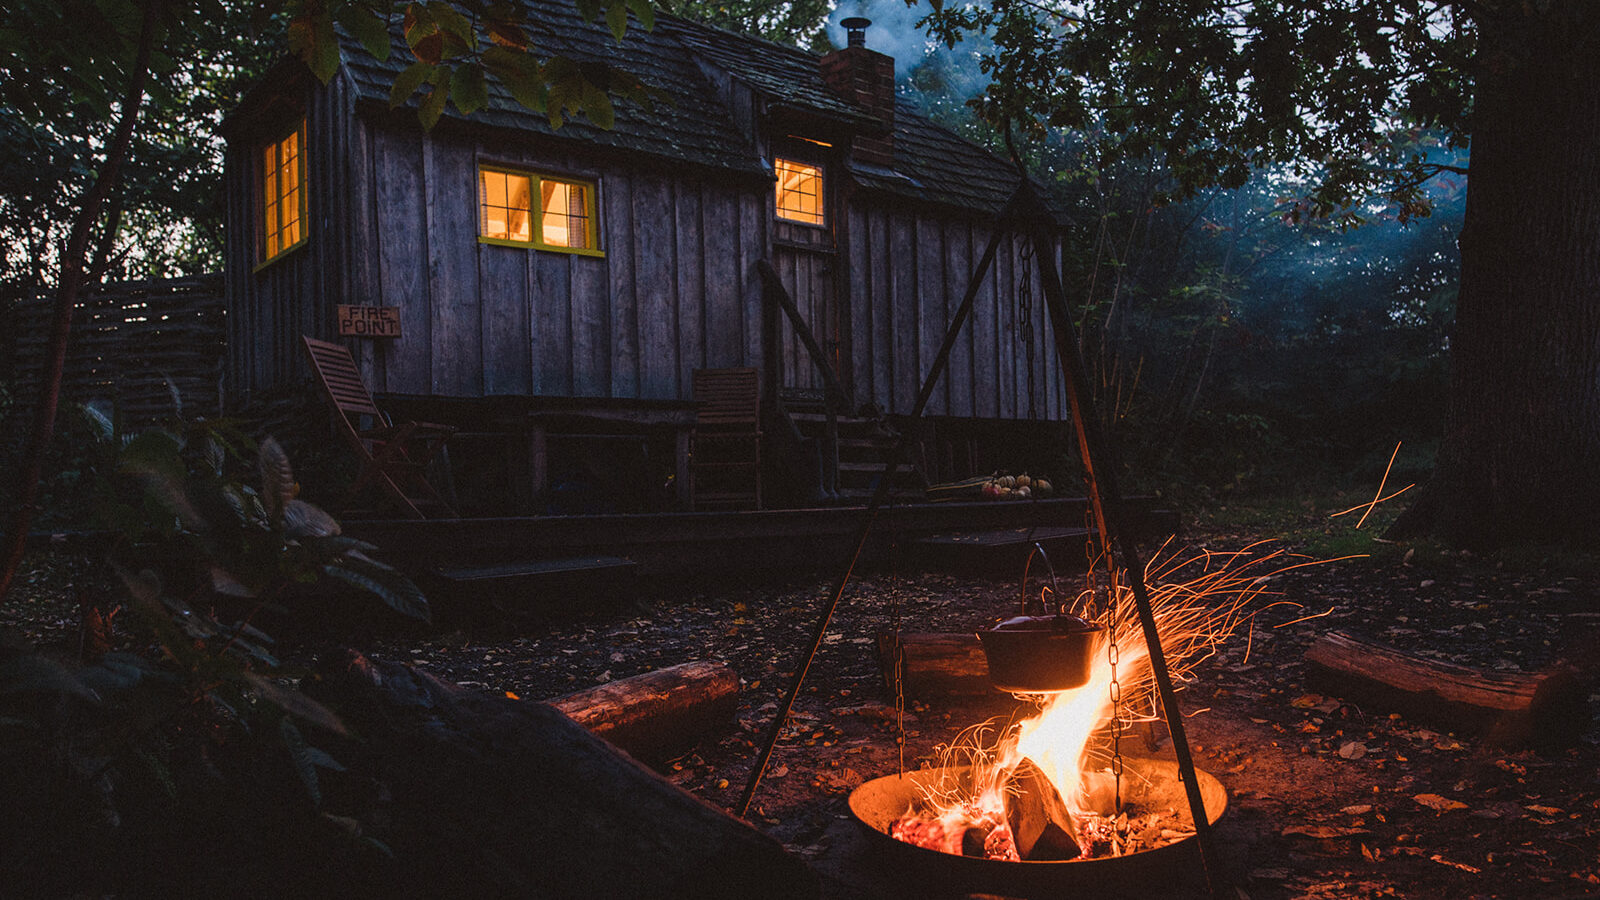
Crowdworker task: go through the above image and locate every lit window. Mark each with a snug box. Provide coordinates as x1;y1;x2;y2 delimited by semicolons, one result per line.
775;157;823;225
478;165;599;254
260;119;307;265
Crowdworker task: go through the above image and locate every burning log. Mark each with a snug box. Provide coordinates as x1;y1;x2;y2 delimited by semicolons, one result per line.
1304;630;1588;748
1002;759;1080;860
307;651;817;899
548;660;739;765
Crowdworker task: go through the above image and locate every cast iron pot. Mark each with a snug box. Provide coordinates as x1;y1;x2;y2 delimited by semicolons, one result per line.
978;613;1105;693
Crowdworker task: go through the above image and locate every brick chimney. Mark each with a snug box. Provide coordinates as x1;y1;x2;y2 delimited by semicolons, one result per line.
820;17;895;167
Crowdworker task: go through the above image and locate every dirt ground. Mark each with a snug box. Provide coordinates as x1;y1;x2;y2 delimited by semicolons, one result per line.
6;509;1598;899
366;511;1599;899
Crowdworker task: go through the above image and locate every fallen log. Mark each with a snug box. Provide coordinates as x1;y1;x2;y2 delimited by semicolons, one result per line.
306;651;817;899
548;660;739;764
1303;630;1589;748
877;630;997;699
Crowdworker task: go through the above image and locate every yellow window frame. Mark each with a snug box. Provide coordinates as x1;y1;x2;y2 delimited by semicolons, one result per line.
477;165;603;257
774;157;824;226
256;118;308;270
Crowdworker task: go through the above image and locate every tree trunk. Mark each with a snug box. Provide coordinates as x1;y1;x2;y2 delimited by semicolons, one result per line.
1391;2;1600;549
307;651;817;900
0;0;160;602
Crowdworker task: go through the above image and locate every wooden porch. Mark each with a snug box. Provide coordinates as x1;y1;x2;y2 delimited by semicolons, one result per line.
347;490;1177;582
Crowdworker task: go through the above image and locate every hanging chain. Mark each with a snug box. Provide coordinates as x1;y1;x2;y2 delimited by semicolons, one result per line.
1017;242;1037;420
889;507;907;776
1085;496;1124;813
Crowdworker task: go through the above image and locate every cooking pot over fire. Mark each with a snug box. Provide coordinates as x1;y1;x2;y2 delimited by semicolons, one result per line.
977;543;1106;693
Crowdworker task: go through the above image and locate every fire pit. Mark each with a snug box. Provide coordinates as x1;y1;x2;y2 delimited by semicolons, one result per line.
849;756;1227;897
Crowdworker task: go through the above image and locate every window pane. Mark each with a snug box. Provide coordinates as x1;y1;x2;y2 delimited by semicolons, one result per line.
539;179;591;248
775;158;823;225
508;175;532;242
260;120;307;263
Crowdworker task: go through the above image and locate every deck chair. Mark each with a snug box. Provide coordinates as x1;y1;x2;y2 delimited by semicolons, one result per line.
690;367;763;510
301;335;457;519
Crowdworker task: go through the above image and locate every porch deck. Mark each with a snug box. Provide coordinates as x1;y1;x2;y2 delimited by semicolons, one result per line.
343;496;1178;582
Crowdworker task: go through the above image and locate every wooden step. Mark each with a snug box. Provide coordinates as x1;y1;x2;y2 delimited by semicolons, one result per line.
435;556;638;584
913;525;1093;572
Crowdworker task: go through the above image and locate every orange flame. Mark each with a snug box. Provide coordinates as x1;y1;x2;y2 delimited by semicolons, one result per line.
900;541;1321;858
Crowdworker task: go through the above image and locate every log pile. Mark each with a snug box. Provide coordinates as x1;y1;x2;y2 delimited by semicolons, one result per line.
1303;630;1588;748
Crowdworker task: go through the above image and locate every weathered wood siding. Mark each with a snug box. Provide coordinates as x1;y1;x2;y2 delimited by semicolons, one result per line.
225;74;1063;421
842;200;1066;420
224;76;353;403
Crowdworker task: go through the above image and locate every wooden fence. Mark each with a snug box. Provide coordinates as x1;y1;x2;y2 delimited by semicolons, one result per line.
10;274;225;425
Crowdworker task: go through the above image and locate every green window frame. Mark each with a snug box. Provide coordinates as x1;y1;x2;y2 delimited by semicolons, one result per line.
478;165;603;256
256;118;308;269
774;156;824;226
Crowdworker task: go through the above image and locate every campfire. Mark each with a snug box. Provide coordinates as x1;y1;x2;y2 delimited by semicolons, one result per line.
856;543;1305;866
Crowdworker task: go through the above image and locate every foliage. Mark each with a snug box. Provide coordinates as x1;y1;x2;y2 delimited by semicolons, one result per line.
286;0;660;131
665;0;833;50
0;431;425;890
918;0;1476;225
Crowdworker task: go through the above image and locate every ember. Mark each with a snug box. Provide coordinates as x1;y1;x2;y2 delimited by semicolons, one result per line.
882;543;1316;862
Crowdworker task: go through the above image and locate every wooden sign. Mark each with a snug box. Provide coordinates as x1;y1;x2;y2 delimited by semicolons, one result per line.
337;305;401;338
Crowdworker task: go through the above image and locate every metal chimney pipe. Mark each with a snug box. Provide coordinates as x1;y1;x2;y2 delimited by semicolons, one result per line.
841;16;870;48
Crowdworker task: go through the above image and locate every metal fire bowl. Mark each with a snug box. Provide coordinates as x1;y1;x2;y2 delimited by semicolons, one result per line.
848;757;1227;898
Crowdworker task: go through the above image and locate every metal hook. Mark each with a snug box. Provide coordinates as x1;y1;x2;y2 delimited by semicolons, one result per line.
1018;541;1063;617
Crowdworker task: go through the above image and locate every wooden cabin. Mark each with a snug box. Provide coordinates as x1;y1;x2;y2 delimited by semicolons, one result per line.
220;5;1068;513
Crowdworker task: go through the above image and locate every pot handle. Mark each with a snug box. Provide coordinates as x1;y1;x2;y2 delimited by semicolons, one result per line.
1019;542;1064;616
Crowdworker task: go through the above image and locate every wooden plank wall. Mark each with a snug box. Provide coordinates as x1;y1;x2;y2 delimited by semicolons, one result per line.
225;81;1063;421
224;74;354;404
844;201;1066;420
358;124;768;402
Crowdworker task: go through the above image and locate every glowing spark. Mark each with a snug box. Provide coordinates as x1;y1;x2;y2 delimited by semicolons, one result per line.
1330;441;1414;528
895;541;1331;860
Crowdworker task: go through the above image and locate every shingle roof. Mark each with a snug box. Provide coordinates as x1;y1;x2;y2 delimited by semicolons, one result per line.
339;0;764;176
333;0;1028;214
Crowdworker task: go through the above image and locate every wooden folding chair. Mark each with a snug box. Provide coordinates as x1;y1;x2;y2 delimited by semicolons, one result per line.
690;367;762;510
301;336;457;519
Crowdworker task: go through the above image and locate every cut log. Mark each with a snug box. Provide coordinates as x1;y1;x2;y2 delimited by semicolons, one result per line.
1303;630;1589;748
877;630;998;699
306;651;817;899
1003;759;1081;860
548;660;739;764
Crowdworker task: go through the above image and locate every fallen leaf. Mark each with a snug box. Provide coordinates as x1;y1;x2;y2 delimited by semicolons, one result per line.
1525;804;1563;816
1338;741;1368;760
1413;793;1468;812
770;764;788;778
1291;693;1323;709
1341;804;1373;815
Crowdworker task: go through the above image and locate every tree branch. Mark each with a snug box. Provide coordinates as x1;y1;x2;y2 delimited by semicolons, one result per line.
0;0;164;604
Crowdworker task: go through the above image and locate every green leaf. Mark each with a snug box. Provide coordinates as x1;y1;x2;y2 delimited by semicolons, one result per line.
606;1;627;41
583;86;615;130
390;59;433;107
283;498;342;539
418;81;449;130
484;45;544;111
0;654;100;702
258;436;296;526
338;3;392;62
626;0;654;32
450;63;489;115
426;0;476;48
323;557;432;623
245;672;350;736
280;717;322;808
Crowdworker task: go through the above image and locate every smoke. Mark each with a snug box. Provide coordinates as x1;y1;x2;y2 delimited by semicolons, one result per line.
823;0;997;124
